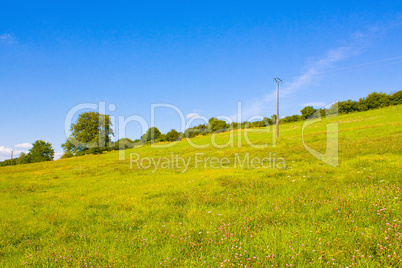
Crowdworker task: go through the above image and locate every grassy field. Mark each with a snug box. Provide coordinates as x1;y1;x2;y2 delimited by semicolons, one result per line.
0;105;401;267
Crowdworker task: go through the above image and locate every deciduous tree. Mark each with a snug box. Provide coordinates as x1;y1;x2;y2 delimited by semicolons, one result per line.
62;111;114;155
27;140;54;163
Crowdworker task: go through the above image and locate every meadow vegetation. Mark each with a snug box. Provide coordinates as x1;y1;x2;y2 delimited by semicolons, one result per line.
59;90;402;158
0;105;401;267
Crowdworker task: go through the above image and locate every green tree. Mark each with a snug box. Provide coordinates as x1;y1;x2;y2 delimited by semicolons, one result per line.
157;134;167;142
17;152;29;164
141;127;161;144
208;118;229;133
165;129;181;142
114;138;135;150
263;117;273;125
60;151;74;159
271;114;277;123
27;140;54;163
184;124;208;138
281;114;300;123
358;92;391;111
300;106;317;120
391;90;402;105
338;100;359;114
62;111;114;155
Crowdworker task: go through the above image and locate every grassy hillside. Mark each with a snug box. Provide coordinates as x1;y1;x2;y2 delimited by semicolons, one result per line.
0;105;401;267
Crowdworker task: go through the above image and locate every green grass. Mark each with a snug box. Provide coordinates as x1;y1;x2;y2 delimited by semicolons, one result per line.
0;105;401;267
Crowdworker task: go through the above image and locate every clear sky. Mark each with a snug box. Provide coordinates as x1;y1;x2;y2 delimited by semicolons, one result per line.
1;0;402;160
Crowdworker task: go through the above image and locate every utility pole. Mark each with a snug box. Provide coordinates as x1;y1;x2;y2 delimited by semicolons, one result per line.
274;77;282;137
11;151;13;166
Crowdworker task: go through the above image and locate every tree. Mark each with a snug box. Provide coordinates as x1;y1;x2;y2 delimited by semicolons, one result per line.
114;138;135;150
263;117;273;126
359;92;391;111
157;134;167;142
300;106;317;120
17;152;29;164
391;90;402;105
165;129;181;142
141;127;161;144
338;100;359;114
27;140;54;163
208;118;229;133
62;111;114;155
0;159;16;167
60;151;74;159
280;114;300;123
271;114;277;123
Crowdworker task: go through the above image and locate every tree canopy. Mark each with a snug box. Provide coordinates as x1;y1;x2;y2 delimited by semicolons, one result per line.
1;91;401;164
208;118;229;133
165;129;181;142
140;127;161;144
27;140;55;163
300;106;317;120
114;138;136;150
62;111;114;155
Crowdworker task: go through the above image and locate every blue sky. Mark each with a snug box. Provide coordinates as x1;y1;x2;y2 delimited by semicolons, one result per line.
1;0;402;160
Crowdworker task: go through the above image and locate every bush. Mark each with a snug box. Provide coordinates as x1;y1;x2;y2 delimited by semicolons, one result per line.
358;92;391;110
114;138;136;150
208;118;229;133
300;106;317;120
391;90;402;105
338;100;359;114
165;129;181;142
60;152;74;159
141;127;161;144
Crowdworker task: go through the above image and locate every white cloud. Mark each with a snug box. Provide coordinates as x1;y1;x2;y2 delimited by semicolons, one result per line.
0;144;61;162
0;33;11;40
0;33;16;44
0;146;13;154
237;45;354;121
0;144;32;161
278;45;352;100
238;25;390;119
15;143;32;148
0;146;28;162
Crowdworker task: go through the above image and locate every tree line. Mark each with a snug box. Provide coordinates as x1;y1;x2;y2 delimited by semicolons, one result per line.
0;140;54;167
61;90;401;158
1;90;400;166
182;91;402;136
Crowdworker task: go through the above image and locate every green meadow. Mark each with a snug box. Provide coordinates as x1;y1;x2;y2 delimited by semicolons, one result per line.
0;105;401;267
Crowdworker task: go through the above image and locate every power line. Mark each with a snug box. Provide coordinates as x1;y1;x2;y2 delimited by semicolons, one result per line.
117;55;402;135
282;55;402;81
315;55;402;76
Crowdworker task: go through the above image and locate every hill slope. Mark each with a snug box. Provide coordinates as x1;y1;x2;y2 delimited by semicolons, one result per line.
0;106;401;267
